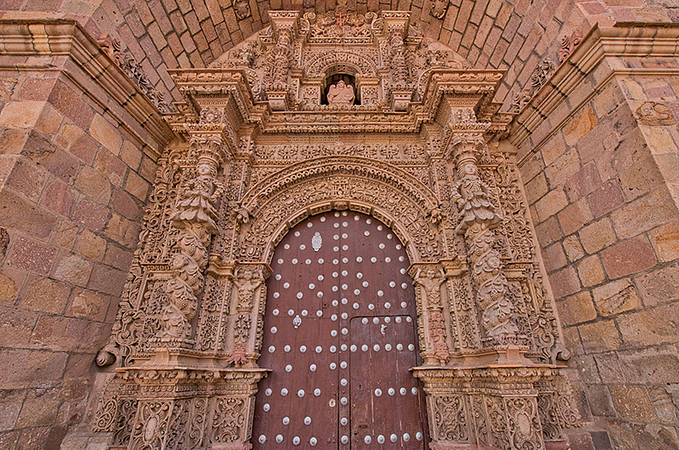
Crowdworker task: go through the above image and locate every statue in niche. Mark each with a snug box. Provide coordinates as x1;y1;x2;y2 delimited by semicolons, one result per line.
327;79;355;105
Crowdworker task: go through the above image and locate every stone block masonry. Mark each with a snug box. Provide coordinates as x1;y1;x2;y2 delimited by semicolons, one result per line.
0;20;172;449
511;24;679;450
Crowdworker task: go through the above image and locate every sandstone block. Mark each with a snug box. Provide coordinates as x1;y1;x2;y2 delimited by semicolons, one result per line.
535;187;569;222
558;199;593;236
0;190;57;240
0;128;29;156
18;276;71;314
67;129;98;165
524;171;548;204
74;229;106;261
564;162;601;202
66;289;110;322
104;213;139;249
579;320;622;353
124;170;149;201
0;306;38;347
72;198;109;231
17;77;57;101
541;133;567;166
52;253;93;287
30;316;109;353
94;148;127;187
543;242;567;272
535;216;563;247
0;272;17;303
635;261;679;306
594;352;626;383
579;218;616;254
35;103;64;135
585;384;616;417
22;130;79;184
40;179;76;217
5;157;47;202
592;278;641;317
47;80;94;130
563;234;585;262
51;220;78;250
618;155;664;201
601;235;657;279
0;100;45;128
609;385;657;422
618;347;679;385
612;189;678;240
587;180;625;218
120;139;142;170
103;243;133;271
0;348;67;389
88;263;126;297
5;235;58;276
0;390;24;431
545;148;580;188
16;427;51;450
549;266;581;299
577;255;606;287
631;423;679;450
617;302;679;347
74;166;111;205
563;106;598;146
557;291;597;326
15;388;59;428
111;187;141;220
89;114;121;155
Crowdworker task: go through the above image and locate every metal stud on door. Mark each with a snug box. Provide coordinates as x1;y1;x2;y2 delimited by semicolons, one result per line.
253;212;427;448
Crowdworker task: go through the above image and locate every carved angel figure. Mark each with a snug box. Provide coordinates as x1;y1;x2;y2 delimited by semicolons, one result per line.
451;162;502;234
234;269;263;311
171;161;224;233
327;80;355;105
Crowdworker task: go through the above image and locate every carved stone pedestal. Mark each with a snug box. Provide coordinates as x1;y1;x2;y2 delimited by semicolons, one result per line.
94;351;268;449
413;363;577;450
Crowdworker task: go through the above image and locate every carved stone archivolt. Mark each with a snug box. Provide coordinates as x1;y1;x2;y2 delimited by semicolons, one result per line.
91;9;580;450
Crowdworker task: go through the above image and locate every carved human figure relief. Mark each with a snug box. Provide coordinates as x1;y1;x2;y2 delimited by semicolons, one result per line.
327;79;355;105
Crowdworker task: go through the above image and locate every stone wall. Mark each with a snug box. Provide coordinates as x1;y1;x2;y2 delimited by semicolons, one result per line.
0;21;172;449
0;1;676;109
511;25;679;450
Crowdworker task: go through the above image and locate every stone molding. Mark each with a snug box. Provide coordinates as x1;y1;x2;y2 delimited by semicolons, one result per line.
0;19;174;156
509;23;679;155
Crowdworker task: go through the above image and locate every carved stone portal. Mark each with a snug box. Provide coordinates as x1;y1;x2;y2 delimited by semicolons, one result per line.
92;10;578;450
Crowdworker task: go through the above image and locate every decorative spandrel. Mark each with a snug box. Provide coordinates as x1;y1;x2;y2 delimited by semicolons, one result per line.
253;211;427;448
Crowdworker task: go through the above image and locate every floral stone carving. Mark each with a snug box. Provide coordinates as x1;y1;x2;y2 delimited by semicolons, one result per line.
92;11;579;450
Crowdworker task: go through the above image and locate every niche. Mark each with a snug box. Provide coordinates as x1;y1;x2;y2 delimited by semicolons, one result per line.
321;73;360;105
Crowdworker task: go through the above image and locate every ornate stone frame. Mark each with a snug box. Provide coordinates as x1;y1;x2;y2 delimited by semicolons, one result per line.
90;10;579;450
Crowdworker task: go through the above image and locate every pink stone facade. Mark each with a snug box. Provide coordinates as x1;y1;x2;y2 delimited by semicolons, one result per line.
0;4;676;450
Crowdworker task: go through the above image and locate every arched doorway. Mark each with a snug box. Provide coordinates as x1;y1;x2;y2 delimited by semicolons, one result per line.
253;210;427;448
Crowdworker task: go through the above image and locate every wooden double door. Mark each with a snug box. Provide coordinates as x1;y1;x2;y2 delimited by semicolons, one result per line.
253;211;427;448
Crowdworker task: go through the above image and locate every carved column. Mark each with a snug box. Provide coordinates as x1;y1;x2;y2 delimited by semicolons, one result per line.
448;108;525;353
154;134;225;348
382;12;414;111
227;263;270;366
264;12;298;111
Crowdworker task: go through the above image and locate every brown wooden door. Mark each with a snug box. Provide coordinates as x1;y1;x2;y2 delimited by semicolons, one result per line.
253;211;427;448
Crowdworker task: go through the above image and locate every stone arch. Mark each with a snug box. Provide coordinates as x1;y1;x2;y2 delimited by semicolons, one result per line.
237;156;443;264
305;50;379;77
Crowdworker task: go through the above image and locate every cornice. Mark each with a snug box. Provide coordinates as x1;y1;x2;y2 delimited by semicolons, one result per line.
168;67;508;136
0;19;175;156
509;23;679;153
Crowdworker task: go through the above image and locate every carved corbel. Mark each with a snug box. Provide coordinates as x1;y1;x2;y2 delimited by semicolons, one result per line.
408;262;451;366
227;263;271;367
